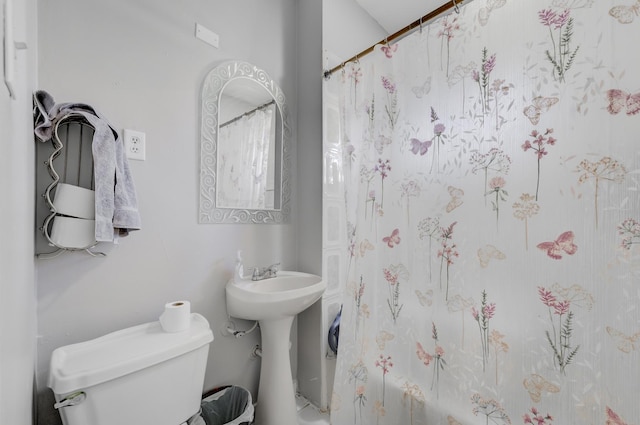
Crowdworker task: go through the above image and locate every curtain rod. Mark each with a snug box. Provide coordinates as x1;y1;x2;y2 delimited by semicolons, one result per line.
324;0;463;78
220;100;276;128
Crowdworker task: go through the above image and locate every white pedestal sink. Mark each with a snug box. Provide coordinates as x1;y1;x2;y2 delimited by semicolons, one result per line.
226;271;325;425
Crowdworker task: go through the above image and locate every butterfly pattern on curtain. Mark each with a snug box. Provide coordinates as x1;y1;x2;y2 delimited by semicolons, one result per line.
325;1;640;424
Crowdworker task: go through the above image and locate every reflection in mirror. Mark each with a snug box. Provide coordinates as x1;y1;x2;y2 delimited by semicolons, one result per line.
199;61;291;223
217;79;281;210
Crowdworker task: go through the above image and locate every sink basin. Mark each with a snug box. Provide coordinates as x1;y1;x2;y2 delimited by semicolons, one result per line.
226;271;325;321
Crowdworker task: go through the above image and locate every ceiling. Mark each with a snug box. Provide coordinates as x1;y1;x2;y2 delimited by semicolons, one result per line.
355;0;449;34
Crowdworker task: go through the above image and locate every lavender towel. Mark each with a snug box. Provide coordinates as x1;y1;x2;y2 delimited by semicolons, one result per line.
34;90;141;242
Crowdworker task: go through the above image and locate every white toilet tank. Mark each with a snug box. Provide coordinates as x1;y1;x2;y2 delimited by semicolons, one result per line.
48;313;214;425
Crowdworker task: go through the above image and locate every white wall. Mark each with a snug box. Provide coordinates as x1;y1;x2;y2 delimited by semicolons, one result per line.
0;0;38;424
323;0;387;70
34;1;322;424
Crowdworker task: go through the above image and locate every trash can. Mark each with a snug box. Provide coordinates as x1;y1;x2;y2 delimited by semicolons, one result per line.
199;386;254;425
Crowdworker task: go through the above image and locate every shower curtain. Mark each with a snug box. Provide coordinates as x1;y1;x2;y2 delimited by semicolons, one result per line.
326;1;640;424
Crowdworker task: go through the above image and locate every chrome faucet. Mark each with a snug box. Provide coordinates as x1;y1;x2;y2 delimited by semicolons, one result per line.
252;262;280;281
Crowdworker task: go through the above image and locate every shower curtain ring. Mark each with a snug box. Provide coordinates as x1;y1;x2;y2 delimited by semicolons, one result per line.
452;0;460;13
419;17;423;33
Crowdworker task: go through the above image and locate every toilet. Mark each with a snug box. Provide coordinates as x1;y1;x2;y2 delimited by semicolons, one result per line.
48;313;214;425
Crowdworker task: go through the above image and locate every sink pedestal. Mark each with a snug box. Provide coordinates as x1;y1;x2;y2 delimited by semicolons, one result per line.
255;316;297;425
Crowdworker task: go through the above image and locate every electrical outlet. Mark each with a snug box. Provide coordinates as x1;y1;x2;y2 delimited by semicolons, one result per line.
123;129;146;161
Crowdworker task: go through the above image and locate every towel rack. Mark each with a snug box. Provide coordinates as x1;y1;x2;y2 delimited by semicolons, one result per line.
37;112;106;259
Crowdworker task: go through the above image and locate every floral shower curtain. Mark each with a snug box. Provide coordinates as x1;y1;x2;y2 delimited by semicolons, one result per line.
327;1;640;424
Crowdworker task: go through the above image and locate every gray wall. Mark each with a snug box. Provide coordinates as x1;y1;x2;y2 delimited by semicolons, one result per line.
297;0;323;278
295;0;324;406
35;1;321;423
0;0;38;424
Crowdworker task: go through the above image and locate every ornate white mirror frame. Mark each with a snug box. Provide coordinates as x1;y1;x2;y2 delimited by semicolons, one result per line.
199;61;291;224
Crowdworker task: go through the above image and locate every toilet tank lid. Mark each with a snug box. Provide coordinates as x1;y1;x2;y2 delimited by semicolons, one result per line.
48;313;214;395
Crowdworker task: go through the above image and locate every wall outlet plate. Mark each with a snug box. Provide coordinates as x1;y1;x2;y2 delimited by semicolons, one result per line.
123;129;146;161
195;23;219;48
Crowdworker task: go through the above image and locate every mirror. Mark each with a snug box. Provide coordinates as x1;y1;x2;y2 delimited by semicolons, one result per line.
199;61;291;223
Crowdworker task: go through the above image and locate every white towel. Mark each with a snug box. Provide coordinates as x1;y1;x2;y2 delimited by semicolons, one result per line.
34;90;141;242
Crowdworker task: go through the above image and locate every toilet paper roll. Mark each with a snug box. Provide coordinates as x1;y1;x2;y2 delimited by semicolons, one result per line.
159;301;191;333
50;216;96;249
53;183;95;219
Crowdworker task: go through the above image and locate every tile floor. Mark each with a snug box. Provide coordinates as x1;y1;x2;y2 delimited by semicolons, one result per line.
296;393;330;425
